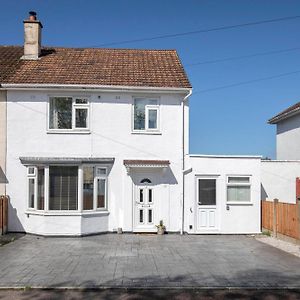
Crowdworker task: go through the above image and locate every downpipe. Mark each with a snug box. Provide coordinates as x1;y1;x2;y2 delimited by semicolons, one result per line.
180;89;192;235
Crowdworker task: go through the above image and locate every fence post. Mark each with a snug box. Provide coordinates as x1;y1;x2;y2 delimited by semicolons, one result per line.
4;196;8;234
297;198;300;240
273;198;279;238
0;197;2;235
0;196;8;235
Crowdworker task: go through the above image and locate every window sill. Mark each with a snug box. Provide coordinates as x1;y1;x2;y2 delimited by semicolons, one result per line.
131;131;162;135
227;202;253;206
25;210;110;216
47;130;91;134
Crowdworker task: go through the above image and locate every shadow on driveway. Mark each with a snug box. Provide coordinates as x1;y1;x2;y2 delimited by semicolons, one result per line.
0;288;299;300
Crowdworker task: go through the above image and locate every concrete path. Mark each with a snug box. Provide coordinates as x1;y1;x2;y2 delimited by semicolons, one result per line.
0;234;299;288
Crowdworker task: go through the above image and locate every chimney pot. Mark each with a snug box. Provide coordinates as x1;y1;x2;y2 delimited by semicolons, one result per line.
29;11;37;21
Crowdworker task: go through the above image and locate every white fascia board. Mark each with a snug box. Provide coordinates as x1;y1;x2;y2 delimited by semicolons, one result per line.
189;154;262;159
1;83;192;94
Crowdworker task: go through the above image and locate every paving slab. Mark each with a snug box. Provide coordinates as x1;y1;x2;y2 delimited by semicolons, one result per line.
0;234;299;288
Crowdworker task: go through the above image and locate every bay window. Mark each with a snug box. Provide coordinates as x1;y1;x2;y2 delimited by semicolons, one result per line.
133;98;159;131
27;165;108;212
49;97;89;131
227;176;251;203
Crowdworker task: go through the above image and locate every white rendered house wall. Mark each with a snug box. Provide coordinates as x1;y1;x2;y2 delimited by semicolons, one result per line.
185;155;261;234
6;90;186;235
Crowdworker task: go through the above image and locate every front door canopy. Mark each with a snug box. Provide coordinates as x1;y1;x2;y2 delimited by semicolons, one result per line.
123;159;170;174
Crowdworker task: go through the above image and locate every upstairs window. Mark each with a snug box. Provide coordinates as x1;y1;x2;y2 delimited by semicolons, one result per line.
133;98;159;132
49;97;89;131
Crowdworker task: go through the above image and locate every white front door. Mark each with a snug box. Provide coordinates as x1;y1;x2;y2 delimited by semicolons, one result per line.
196;177;219;232
134;184;155;232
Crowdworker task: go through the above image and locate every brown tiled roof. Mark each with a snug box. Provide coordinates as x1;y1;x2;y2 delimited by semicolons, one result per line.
268;101;300;124
0;46;191;89
0;46;23;83
124;160;170;165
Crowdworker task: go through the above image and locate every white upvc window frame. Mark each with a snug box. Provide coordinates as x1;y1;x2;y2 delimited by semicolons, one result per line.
94;167;108;211
26;164;109;215
27;166;37;210
48;96;90;133
82;166;108;212
132;97;160;133
145;105;159;131
226;175;252;205
196;176;218;207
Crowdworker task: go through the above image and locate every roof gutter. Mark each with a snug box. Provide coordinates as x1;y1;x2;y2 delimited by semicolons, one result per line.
0;83;191;94
268;108;300;124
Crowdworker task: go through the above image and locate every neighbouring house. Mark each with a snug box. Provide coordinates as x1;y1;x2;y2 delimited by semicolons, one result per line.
261;101;300;240
0;45;19;194
0;12;261;236
261;102;300;204
268;101;300;160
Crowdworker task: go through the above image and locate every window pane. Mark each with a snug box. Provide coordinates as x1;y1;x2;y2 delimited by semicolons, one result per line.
49;166;78;210
228;177;250;184
28;167;35;175
139;189;144;203
198;179;216;205
37;168;44;210
148;209;153;223
148;109;157;129
83;167;94;210
75;98;88;104
75;108;88;128
28;178;35;208
139;209;144;223
49;97;72;129
148;189;153;203
134;99;146;130
97;178;106;208
96;168;106;176
227;186;250;202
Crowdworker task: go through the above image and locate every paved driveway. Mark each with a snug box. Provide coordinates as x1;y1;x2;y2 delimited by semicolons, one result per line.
0;234;299;288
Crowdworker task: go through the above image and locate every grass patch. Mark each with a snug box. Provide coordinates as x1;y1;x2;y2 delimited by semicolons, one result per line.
262;230;271;237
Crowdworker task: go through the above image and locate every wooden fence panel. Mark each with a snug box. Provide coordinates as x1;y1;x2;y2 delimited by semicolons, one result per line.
0;198;2;235
261;200;273;231
0;196;8;235
261;200;300;240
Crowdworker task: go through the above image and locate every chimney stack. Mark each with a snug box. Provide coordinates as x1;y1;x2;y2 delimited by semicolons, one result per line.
22;11;43;60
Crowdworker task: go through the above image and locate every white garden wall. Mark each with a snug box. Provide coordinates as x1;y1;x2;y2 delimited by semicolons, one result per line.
261;160;300;204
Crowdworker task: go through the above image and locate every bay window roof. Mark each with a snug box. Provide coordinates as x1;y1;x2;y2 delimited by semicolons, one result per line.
20;157;115;166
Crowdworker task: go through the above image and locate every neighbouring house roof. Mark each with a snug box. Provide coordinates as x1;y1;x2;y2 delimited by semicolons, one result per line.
0;46;191;89
268;101;300;124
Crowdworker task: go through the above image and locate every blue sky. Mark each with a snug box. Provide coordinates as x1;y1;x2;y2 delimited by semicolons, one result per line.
1;0;300;158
